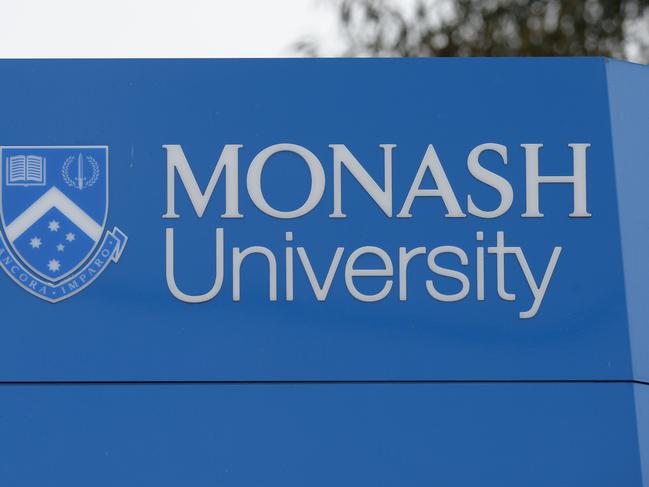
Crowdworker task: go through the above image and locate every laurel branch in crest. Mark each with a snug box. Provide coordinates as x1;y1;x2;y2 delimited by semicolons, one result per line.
62;154;100;189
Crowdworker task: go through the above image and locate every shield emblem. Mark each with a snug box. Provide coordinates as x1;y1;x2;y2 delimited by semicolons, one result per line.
0;146;108;283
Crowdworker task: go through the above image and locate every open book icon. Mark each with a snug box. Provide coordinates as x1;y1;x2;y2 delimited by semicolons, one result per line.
6;155;46;186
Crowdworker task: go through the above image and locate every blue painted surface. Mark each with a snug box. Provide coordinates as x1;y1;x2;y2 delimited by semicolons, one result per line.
0;58;637;381
0;59;647;486
0;383;643;486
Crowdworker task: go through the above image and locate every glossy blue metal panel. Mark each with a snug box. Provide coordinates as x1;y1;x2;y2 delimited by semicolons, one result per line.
0;58;638;382
0;383;643;486
0;58;647;487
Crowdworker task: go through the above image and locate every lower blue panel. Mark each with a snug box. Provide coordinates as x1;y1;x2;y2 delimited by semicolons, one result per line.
0;383;644;486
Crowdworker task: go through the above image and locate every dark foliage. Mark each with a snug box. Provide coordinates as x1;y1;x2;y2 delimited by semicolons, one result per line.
296;0;649;61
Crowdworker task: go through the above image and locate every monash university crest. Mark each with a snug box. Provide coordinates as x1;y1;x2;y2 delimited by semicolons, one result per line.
0;146;127;302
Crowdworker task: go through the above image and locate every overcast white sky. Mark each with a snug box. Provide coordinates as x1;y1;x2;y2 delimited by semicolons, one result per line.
0;0;341;58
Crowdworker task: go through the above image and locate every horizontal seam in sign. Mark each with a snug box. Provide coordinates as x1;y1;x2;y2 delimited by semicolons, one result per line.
0;379;647;387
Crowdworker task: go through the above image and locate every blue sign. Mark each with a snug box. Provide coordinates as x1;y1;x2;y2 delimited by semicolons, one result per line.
0;58;647;485
0;58;643;382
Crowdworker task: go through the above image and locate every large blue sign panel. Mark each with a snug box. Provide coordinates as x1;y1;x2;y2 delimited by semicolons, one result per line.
0;58;643;382
0;58;647;485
